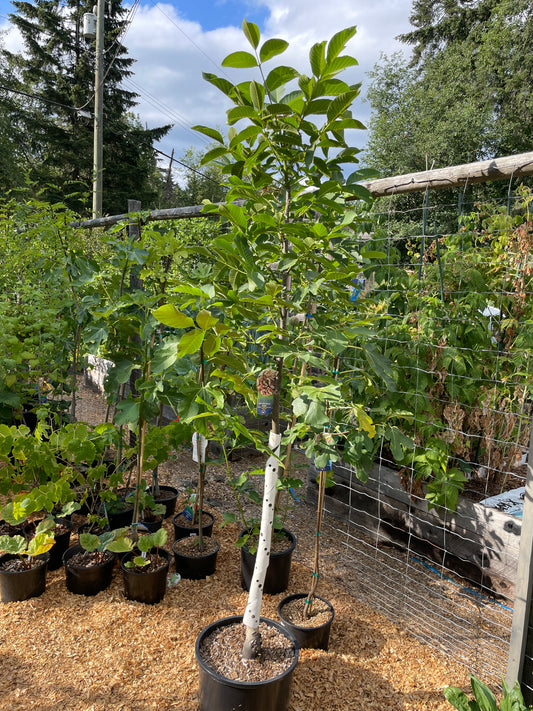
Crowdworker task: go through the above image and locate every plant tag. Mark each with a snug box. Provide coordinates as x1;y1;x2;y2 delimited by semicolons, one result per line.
324;460;333;471
167;572;181;588
192;433;208;463
257;394;274;415
183;505;194;521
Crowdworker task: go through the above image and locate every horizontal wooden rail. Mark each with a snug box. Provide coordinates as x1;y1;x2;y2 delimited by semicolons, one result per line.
358;151;533;198
74;152;533;227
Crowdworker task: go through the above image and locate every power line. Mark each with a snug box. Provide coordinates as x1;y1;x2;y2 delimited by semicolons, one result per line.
0;83;91;116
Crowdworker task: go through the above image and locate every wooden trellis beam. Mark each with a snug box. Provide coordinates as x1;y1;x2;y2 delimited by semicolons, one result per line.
358;151;533;198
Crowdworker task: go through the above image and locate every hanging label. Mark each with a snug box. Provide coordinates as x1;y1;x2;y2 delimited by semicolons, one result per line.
192;433;208;463
257;394;274;415
182;504;194;521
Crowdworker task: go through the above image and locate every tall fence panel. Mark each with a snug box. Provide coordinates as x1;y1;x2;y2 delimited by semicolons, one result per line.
312;163;532;692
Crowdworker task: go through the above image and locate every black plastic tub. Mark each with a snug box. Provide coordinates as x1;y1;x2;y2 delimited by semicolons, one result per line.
63;544;116;596
121;548;171;604
0;553;49;603
240;528;296;595
195;615;299;711
277;593;334;650
172;511;214;541
172;537;219;580
147;485;179;519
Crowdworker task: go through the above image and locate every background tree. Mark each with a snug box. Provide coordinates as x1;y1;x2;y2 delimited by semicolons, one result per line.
364;0;533;233
169;147;227;208
1;0;170;214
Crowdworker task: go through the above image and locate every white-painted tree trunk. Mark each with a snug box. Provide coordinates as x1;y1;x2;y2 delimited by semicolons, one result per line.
242;431;281;658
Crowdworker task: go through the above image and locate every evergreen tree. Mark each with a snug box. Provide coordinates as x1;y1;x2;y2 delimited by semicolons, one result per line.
1;0;170;214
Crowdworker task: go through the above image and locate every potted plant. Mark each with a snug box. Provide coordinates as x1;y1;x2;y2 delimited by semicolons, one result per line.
188;20;385;710
0;517;55;602
277;463;334;649
63;527;131;596
120;527;171;604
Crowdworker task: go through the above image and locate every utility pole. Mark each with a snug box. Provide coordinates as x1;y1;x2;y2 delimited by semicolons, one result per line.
92;0;105;217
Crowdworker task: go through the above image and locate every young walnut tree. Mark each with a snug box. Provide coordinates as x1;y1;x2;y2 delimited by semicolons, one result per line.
195;20;378;659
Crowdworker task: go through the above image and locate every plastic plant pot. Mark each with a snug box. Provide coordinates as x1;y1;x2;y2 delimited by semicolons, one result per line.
172;537;219;580
63;544;116;596
172;511;214;541
240;528;296;595
277;593;334;650
0;553;49;603
121;548;171;604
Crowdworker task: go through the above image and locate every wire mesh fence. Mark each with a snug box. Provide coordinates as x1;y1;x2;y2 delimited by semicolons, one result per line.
310;180;532;687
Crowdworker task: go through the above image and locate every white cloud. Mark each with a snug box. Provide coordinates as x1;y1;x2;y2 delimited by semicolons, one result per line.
124;1;412;164
1;0;413;172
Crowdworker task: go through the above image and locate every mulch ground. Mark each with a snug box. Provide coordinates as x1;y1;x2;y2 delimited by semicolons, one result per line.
0;386;473;710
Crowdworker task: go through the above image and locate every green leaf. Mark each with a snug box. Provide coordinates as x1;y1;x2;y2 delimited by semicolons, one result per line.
151;338;180;374
259;38;288;63
114;399;140;427
202;72;235;97
326;90;359;124
227;106;257;124
192;125;224;143
309;40;326;76
265;66;300;92
178;329;205;356
443;686;474;711
203;333;221;356
196;310;218;331
326;26;357;63
242;19;260;49
222;51;258;68
0;535;25;555
249;80;264;110
200;145;229;165
229;125;262;148
470;676;497;711
108;360;135;385
153;304;195;329
79;532;100;553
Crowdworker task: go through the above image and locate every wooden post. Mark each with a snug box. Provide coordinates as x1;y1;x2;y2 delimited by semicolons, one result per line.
128;200;142;447
506;420;533;701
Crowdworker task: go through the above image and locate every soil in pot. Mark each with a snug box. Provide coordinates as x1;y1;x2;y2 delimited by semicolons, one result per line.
0;553;49;602
121;548;171;604
147;485;179;519
63;544;116;596
240;528;296;595
195;615;299;711
0;520;24;537
172;535;219;580
278;593;334;650
172;510;214;541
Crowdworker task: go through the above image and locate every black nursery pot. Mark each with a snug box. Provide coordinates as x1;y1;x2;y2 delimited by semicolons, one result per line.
147;485;179;519
121;548;171;604
172;511;214;541
195;616;299;711
0;553;49;603
63;544;116;596
240;528;296;595
277;593;334;651
99;503;134;530
172;537;220;580
47;518;74;571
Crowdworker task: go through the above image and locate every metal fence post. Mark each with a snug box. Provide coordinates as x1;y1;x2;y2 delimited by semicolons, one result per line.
506;420;533;700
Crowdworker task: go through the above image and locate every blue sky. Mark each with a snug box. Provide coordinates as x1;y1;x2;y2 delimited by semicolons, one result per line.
0;0;413;179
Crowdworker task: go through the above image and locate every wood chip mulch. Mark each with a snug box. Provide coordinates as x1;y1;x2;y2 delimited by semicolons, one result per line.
0;386;473;710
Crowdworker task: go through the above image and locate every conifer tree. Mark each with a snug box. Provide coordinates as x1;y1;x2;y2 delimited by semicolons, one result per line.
1;0;170;214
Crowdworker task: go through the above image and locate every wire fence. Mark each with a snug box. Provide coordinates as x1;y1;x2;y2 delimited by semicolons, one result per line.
310;180;532;687
81;152;533;691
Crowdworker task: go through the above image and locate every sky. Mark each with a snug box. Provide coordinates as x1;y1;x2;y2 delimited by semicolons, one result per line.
0;0;413;180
